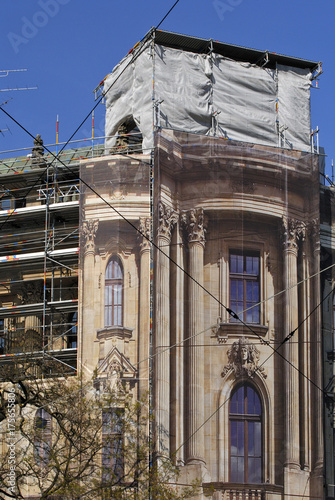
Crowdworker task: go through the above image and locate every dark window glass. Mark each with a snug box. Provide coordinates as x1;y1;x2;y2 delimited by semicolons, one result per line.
34;408;52;468
230;251;260;323
68;311;77;348
102;408;124;483
230;385;263;484
1;198;11;210
105;257;123;327
0;319;4;355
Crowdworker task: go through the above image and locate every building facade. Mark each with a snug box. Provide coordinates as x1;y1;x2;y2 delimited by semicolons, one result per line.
0;30;334;499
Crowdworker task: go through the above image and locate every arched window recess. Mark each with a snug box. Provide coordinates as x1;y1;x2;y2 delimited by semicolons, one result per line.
229;384;263;484
97;256;133;341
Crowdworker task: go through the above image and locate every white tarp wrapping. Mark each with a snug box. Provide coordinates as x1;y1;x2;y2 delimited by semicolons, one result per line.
104;44;153;152
104;42;312;153
277;64;312;152
212;56;277;146
154;45;212;135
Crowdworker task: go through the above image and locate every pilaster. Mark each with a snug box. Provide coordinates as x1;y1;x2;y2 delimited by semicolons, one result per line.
81;219;99;371
281;216;305;471
182;208;207;465
138;217;151;399
155;202;177;456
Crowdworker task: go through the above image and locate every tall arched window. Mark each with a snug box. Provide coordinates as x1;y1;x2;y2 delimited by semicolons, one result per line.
34;408;52;468
229;384;262;483
105;257;123;327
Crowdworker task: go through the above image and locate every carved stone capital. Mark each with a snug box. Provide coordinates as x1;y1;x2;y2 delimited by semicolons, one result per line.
138;217;151;252
222;336;266;378
158;202;178;242
281;216;306;253
181;208;207;247
82;219;99;254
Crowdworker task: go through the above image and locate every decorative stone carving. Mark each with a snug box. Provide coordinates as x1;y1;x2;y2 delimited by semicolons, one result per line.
158;202;178;241
82;219;99;254
222;337;266;378
281;216;306;252
231;177;255;194
17;282;44;304
181;208;207;246
94;347;137;394
31;134;47;167
138;217;151;252
107;180;127;200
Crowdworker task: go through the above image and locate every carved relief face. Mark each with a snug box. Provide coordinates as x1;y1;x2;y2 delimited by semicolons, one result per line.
241;345;249;362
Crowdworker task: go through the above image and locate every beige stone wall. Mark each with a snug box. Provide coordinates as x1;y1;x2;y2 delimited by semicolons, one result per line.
78;131;322;499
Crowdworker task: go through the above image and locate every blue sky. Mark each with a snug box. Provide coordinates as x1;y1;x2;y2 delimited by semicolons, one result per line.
1;0;334;178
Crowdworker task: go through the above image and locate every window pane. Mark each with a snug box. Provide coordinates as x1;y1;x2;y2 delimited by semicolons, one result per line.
248;457;262;483
230;252;260;324
246;256;253;274
230;254;237;273
231;386;244;414
237;421;244;455
105;258;123;327
254;422;262;456
252;256;259;275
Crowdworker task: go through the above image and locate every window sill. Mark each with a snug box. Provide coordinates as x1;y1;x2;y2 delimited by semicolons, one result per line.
96;325;133;340
214;322;268;341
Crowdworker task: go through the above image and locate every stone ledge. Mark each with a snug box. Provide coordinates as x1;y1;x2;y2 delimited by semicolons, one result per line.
214;322;268;341
96;325;133;340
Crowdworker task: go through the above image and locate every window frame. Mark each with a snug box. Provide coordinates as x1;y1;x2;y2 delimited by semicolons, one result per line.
229;384;263;484
229;250;260;324
102;408;124;484
105;257;123;327
34;408;52;468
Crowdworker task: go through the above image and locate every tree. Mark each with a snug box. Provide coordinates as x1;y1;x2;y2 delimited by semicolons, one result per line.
0;362;199;499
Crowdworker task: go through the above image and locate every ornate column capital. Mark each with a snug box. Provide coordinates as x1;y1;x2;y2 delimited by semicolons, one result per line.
138;217;151;253
157;202;178;242
82;219;99;255
181;208;207;247
281;216;306;254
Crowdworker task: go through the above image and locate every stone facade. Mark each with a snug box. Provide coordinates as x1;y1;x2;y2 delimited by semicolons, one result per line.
79;128;325;499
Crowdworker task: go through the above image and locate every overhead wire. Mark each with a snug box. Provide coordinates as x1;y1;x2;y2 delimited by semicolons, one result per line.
174;283;335;458
0;102;333;413
0;3;333;489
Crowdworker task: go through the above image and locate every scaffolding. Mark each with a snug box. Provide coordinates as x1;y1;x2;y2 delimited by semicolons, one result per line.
0;130;146;376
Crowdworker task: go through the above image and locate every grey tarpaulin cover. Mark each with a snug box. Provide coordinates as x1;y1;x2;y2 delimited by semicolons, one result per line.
104;41;312;152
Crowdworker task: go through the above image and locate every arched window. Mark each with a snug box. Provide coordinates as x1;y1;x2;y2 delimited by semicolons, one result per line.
34;408;52;467
229;384;262;483
105;257;123;327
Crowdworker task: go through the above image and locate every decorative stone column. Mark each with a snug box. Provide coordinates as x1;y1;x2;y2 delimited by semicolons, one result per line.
138;217;151;399
82;219;99;368
155;203;177;456
281;216;305;471
182;208;207;464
